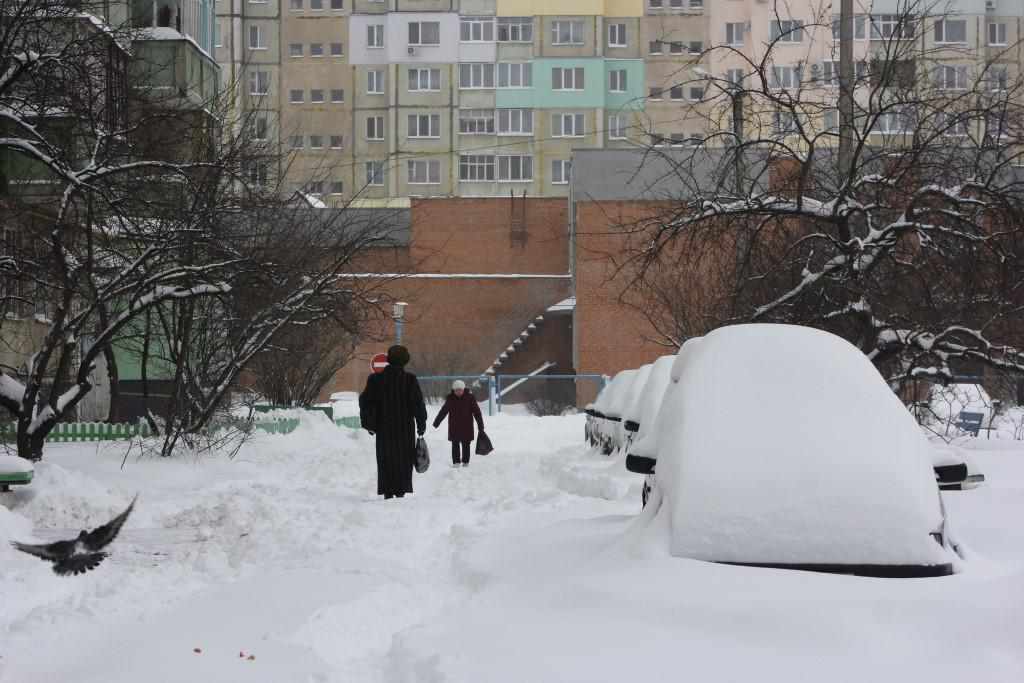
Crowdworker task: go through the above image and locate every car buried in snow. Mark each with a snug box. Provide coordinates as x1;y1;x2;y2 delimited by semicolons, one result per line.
626;324;959;578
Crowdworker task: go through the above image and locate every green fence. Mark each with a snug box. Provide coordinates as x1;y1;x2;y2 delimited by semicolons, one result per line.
1;413;362;444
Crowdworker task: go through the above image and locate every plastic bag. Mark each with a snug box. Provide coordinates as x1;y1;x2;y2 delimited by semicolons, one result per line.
475;431;493;456
415;437;430;473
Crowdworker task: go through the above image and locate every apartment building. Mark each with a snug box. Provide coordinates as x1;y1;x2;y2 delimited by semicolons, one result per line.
214;0;1024;203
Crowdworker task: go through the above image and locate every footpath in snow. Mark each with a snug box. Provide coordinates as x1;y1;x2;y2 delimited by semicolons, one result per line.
1;411;1023;682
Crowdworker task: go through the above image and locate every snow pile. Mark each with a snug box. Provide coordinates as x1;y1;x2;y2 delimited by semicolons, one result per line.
636;324;952;567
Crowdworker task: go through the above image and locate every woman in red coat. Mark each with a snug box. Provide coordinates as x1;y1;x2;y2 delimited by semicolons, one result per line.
433;380;485;467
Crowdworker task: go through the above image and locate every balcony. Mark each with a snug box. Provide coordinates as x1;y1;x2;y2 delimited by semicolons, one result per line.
130;33;219;110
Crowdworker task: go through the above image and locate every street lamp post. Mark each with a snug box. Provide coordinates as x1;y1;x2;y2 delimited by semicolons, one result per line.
392;302;407;345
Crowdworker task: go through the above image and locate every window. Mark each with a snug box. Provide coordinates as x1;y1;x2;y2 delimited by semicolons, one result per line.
498;63;532;88
289;43;303;58
310;89;324;103
552;159;571;185
290;135;304;149
330;135;344;149
609;69;627;92
988;22;1007;46
552;112;584;137
873;107;914;133
608;114;627;139
460;63;495;89
249;70;269;95
649;0;663;7
669;85;683;100
331;88;344;103
649;40;663;55
832;14;867;40
688;85;704;101
649;86;663;99
934;19;967;44
367;24;384;48
367;69;384;94
251;116;268;140
289;89;304;103
551;20;584;45
688;0;703;7
409;68;441;91
498;155;533;181
330;181;343;195
459;109;495;134
726;68;744;87
408;160;441;184
689;41;703;54
552;67;585;90
934;65;968;90
309;135;323;149
823;109;838;132
988;65;1009;92
771;65;801;90
773;111;797;134
936;113;968;137
408;114;441;138
409;21;440;46
821;60;870;86
310;43;324;57
289;0;302;9
248;25;266;50
871;14;915;40
310;0;322;10
247;160;268;187
770;20;803;43
497;17;532;43
461;17;494;42
459;155;495;181
215;21;222;47
331;42;343;56
331;0;343;8
725;22;744;46
498;108;534;135
986;112;1008;141
608;23;627;47
365;161;384;186
366;116;384;140
670;42;684;55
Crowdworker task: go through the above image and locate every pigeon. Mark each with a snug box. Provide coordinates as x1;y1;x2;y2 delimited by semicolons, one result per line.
10;496;137;576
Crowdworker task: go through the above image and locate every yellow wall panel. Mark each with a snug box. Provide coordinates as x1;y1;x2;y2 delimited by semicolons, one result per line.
496;0;643;16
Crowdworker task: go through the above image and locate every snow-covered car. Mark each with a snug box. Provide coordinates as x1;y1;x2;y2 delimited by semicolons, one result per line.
612;363;652;453
586;370;635;454
621;355;675;504
627;324;958;578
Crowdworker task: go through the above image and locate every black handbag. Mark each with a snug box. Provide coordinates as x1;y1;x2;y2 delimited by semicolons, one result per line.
475;431;493;455
415;437;430;473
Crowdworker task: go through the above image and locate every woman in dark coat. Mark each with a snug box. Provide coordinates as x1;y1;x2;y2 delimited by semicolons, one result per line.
358;345;427;499
433;380;485;468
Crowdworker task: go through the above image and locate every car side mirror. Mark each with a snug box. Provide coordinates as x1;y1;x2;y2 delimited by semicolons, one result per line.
625;454;656;475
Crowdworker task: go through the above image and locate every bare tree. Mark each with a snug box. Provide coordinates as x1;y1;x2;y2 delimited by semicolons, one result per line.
614;1;1024;390
0;1;396;459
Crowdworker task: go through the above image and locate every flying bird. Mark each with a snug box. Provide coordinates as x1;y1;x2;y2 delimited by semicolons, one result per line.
10;496;137;576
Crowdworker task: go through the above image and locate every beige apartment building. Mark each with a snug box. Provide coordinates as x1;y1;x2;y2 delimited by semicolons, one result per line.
213;0;1024;203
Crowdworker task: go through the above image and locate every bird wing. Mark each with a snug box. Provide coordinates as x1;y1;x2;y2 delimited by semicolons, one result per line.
10;540;66;562
83;495;137;551
54;552;108;576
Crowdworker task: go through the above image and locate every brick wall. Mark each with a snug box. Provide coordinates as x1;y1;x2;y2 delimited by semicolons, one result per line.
327;197;573;397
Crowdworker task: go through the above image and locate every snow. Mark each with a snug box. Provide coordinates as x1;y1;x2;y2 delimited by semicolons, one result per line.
0;456;33;476
546;296;575;312
634;324;952;567
2;407;1024;681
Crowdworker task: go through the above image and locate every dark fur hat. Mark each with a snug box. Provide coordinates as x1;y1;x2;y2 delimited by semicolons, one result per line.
387;345;410;367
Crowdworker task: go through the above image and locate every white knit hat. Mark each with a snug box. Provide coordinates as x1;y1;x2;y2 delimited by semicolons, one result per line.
452;380;466;390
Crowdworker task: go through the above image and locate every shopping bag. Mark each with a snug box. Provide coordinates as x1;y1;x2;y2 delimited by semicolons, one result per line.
475;431;494;456
415;437;430;473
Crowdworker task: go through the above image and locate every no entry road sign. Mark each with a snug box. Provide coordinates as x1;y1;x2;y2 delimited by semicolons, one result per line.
371;353;389;374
